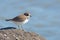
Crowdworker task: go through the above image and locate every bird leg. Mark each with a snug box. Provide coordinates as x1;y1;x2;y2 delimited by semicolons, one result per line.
18;25;20;29
18;25;24;30
20;25;24;30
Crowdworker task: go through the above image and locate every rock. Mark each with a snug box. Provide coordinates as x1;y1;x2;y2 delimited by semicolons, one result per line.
0;29;46;40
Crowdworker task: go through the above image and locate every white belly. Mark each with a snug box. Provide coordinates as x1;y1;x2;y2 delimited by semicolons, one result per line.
23;19;29;24
13;19;29;25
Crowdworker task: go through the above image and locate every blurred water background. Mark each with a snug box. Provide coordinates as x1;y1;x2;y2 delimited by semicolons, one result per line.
0;0;60;40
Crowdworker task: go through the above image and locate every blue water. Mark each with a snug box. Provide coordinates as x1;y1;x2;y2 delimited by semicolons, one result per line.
0;0;60;40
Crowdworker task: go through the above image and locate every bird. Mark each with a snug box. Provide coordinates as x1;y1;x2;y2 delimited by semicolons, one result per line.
5;12;31;30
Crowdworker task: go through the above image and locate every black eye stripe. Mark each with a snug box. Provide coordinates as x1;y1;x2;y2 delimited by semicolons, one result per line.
24;13;29;16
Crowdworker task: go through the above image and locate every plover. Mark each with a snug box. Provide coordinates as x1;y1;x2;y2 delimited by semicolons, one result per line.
6;12;31;29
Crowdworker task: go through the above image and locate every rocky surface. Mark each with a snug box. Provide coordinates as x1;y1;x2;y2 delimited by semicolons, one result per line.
0;29;46;40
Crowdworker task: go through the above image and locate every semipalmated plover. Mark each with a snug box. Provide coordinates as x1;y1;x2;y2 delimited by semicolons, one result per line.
6;12;31;29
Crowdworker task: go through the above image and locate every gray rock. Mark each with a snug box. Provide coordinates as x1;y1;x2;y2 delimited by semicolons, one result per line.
0;29;46;40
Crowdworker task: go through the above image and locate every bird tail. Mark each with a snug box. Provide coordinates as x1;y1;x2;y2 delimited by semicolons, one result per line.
5;19;12;21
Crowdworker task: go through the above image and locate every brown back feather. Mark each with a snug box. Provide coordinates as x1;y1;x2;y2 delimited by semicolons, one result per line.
12;15;27;22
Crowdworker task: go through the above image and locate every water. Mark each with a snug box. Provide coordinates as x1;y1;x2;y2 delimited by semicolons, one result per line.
0;0;60;40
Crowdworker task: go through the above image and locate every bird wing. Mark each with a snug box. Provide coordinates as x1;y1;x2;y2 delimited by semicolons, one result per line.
12;15;26;22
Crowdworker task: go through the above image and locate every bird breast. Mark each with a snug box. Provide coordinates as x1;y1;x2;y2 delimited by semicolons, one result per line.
23;19;29;24
13;19;29;25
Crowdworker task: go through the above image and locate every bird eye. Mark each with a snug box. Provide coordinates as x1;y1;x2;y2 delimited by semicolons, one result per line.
24;13;29;16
